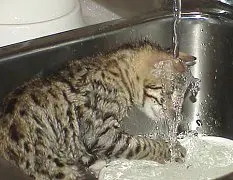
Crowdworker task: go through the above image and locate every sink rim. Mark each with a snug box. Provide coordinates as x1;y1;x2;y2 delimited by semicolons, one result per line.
0;5;232;61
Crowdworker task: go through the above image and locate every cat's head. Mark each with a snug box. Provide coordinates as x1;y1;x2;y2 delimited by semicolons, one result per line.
109;42;196;122
141;51;196;122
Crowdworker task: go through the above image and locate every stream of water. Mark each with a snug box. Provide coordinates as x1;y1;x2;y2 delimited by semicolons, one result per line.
173;0;182;58
149;58;199;160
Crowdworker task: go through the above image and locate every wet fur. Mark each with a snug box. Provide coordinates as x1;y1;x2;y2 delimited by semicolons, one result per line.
0;42;194;180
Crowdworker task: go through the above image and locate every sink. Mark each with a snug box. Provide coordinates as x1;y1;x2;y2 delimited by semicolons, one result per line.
2;8;232;138
0;3;233;139
0;1;233;179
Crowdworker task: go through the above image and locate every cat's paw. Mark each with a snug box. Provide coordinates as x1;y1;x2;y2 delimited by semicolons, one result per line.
171;141;187;163
159;140;186;164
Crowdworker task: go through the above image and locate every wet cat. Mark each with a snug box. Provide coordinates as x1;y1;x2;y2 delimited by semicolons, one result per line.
0;42;195;180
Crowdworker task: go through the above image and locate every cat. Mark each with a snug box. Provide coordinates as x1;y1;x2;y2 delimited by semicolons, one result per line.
0;41;195;180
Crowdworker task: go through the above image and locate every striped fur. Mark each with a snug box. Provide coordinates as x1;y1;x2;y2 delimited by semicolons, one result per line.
0;42;195;180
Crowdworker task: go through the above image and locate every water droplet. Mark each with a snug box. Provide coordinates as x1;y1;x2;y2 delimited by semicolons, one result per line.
196;119;202;126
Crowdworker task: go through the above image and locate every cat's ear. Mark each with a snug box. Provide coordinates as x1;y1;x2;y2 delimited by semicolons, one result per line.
151;50;196;65
178;52;196;66
172;52;196;73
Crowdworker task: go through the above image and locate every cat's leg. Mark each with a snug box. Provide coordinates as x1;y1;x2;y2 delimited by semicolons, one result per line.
88;160;107;178
75;160;97;180
85;128;186;164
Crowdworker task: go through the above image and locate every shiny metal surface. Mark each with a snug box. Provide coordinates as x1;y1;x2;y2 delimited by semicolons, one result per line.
121;14;233;140
180;16;233;138
1;12;233;138
1;9;233;139
0;2;233;179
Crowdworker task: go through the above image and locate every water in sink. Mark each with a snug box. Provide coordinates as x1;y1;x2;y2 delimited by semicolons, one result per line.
99;135;233;180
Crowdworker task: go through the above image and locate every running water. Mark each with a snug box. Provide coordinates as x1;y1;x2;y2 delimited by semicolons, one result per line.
142;0;184;155
149;60;198;160
173;0;182;58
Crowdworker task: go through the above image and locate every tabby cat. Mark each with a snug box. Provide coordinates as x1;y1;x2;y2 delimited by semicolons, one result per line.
0;42;195;180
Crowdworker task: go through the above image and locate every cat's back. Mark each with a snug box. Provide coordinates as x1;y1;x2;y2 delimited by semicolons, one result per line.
0;47;146;155
0;58;100;179
0;59;94;157
0;45;148;179
0;49;130;150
